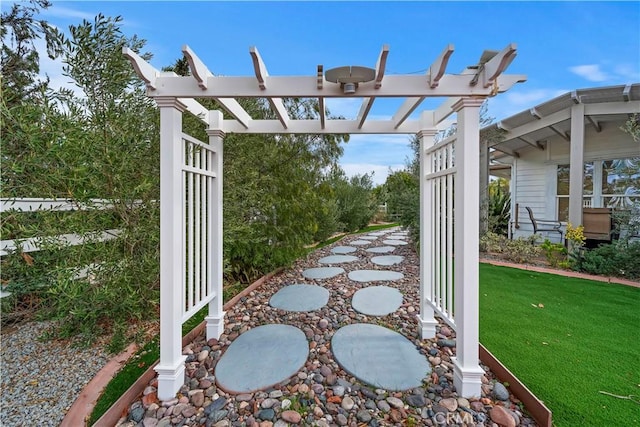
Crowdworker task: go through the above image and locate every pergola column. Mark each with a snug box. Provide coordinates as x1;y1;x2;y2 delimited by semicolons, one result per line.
452;97;485;397
205;111;225;340
155;97;188;401
417;124;439;338
568;103;585;227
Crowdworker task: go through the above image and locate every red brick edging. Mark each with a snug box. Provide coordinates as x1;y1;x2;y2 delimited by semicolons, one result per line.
60;269;283;427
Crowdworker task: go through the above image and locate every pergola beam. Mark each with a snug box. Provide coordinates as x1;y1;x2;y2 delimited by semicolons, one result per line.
123;47;157;90
147;74;526;98
374;44;389;89
250;47;290;129
479;43;517;89
392;97;426;129
428;44;454;88
223;119;423;134
356;98;375;129
182;45;210;89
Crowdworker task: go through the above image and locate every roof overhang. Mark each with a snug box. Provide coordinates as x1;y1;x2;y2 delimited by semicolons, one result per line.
487;83;640;159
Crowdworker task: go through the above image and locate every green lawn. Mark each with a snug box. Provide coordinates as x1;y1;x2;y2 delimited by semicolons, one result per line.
479;263;640;427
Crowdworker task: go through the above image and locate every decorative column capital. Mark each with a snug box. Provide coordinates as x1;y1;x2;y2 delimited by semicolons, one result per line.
154;97;187;112
452;97;485;112
416;128;438;139
205;128;225;138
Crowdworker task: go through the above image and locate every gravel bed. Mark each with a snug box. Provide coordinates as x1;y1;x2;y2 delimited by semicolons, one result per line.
1;320;110;426
117;229;539;427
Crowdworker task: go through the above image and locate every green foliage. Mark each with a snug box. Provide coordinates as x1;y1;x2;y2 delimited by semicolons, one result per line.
1;14;160;347
573;242;640;279
479;232;542;264
328;167;377;232
487;178;511;236
540;239;567;268
0;0;61;107
379;170;420;241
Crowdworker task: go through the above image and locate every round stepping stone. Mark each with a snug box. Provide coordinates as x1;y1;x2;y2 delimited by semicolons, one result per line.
383;239;408;246
332;324;431;390
302;267;345;279
352;286;403;316
368;231;388;236
387;234;408;239
331;246;357;254
350;240;371;246
371;255;405;266
366;246;396;254
270;284;329;311
359;236;378;240
215;324;309;393
348;270;404;282
318;255;359;264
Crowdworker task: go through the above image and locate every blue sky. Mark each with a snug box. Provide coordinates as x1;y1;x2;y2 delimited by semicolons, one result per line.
30;1;640;184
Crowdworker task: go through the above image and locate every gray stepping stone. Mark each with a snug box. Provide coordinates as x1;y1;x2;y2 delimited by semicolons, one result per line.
359;236;378;240
383;239;408;246
368;231;388;236
302;267;345;279
270;284;329;311
350;240;371;246
366;246;396;254
318;255;359;264
215;324;309;393
331;246;357;254
348;270;404;282
387;234;408;239
371;255;405;266
352;286;403;316
332;324;431;390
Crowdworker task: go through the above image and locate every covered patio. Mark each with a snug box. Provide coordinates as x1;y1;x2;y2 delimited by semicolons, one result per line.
487;84;640;243
123;43;526;400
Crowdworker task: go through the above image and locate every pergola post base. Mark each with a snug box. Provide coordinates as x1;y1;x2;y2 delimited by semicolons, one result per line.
155;355;188;401
416;313;438;339
452;358;484;398
205;312;226;340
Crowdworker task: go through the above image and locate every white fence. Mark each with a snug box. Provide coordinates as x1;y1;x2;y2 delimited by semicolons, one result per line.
0;198;124;298
181;133;217;321
425;136;456;327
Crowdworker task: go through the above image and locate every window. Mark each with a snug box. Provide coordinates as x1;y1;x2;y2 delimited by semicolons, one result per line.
602;158;640;208
556;162;593;221
556;157;640;221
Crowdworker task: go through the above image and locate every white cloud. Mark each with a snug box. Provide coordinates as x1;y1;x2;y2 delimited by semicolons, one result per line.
613;64;640;81
41;5;95;21
487;88;567;120
340;163;405;186
569;64;609;82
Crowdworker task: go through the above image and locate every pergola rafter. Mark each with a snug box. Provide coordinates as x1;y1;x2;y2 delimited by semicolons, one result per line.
124;43;526;401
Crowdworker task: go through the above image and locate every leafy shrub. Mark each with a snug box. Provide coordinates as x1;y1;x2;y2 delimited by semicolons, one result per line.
574;242;640;279
541;239;567;267
480;232;541;264
486;178;511;236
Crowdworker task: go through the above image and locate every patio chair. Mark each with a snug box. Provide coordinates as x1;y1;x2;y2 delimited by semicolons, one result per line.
525;206;563;240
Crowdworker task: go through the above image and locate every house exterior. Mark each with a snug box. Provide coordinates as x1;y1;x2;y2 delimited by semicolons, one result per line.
487;84;640;243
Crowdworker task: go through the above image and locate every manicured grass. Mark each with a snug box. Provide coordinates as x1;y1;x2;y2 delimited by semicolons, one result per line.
479;263;640;427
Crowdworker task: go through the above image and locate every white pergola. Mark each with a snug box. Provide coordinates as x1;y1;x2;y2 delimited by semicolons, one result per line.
124;43;526;400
